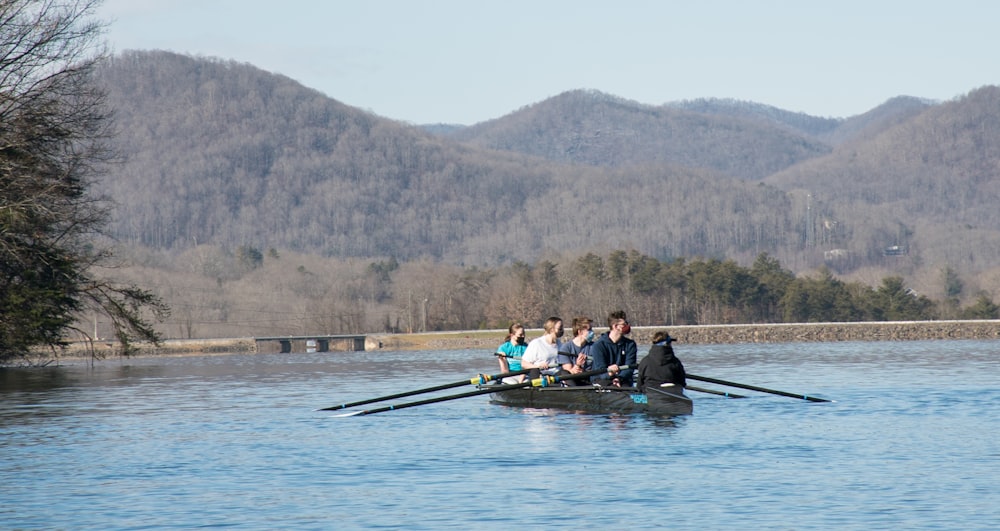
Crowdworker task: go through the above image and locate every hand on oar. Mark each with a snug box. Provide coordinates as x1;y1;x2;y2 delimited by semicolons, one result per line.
332;365;634;417
318;367;534;411
686;373;830;402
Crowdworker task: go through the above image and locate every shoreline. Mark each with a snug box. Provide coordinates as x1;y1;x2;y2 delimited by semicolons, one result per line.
42;319;1000;361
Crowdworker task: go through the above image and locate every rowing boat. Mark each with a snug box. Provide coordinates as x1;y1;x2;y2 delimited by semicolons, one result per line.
486;383;693;416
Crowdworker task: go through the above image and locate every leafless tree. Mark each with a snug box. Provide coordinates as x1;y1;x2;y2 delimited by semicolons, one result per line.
1;0;167;362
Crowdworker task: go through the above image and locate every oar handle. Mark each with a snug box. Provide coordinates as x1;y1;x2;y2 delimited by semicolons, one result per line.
515;364;636;387
686;373;829;402
470;367;532;384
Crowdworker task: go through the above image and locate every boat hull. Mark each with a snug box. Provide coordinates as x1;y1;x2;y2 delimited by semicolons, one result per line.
487;384;693;416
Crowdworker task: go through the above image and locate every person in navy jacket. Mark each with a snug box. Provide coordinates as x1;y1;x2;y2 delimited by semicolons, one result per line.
589;310;637;387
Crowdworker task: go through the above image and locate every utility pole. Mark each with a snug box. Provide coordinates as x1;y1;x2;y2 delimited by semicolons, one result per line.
806;193;814;248
407;290;413;333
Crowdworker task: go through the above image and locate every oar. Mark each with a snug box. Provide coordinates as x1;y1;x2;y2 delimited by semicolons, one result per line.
686;373;830;402
334;365;634;417
685;385;746;398
318;367;534;411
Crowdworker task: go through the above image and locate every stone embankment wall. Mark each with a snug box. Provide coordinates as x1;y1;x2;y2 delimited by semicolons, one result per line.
414;320;1000;350
53;320;999;360
61;337;257;358
631;320;1000;344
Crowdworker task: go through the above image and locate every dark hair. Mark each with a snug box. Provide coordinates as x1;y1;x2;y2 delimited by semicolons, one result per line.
652;330;673;344
606;310;627;328
505;323;524;342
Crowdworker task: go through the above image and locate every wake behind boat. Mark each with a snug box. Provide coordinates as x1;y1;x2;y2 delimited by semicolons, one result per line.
486;383;693;416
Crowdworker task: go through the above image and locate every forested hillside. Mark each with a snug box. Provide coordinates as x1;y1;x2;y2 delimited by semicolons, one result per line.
95;51;809;268
98;51;552;260
666;95;934;146
764;86;1000;289
92;51;1000;306
446;89;832;180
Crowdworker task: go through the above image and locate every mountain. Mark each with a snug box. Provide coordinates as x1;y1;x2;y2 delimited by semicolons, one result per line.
94;51;806;267
665;96;935;146
443;89;832;181
764;86;1000;272
97;51;554;261
92;51;1000;295
821;95;935;146
665;97;844;138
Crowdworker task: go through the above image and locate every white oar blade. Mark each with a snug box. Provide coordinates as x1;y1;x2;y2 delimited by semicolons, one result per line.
330;410;366;417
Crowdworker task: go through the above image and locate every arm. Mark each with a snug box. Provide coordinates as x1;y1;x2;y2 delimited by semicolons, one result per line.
497;354;510;373
520;342;548;369
589;342;609;382
619;341;638;385
556;344;577;371
497;342;516;372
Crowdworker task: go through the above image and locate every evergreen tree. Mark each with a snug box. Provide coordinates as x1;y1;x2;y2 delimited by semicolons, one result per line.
0;0;167;363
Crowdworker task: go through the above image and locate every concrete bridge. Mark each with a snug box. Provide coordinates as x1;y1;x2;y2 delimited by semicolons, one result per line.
253;334;369;353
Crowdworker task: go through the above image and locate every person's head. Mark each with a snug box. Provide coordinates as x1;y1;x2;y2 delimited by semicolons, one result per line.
507;323;525;344
571;317;593;339
652;330;674;344
607;310;630;335
543;317;563;338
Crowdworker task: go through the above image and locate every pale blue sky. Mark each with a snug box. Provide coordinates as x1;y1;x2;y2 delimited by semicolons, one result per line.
98;0;998;125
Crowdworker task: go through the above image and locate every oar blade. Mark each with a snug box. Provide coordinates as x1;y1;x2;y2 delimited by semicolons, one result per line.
686;373;830;402
318;366;535;411
330;410;368;418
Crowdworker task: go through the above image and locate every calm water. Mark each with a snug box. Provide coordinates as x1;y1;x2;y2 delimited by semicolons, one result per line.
2;340;998;530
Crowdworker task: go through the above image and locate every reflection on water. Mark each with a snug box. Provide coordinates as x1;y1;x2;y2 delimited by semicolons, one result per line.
2;341;999;529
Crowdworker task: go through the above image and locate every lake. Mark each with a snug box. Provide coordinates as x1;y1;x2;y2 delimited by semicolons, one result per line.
2;340;998;530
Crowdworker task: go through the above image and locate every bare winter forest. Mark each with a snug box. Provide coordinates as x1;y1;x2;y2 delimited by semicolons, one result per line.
87;50;1000;339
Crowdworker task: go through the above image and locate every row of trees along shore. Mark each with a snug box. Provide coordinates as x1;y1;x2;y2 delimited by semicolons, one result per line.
109;246;1000;341
307;250;1000;332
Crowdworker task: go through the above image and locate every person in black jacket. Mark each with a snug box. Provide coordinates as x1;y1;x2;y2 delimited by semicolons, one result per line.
638;331;686;392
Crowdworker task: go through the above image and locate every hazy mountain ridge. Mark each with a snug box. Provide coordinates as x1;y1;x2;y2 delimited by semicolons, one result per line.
96;51;807;267
665;97;844;138
764;86;1000;272
447;89;833;180
99;51;553;260
665;95;935;147
93;51;1000;295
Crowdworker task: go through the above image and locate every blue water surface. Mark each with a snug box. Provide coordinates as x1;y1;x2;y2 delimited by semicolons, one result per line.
1;340;998;530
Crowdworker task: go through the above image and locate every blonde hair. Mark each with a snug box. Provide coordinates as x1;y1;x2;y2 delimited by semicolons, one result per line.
542;317;562;334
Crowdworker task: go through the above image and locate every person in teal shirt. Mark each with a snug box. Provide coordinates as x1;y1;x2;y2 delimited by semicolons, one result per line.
496;323;527;383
